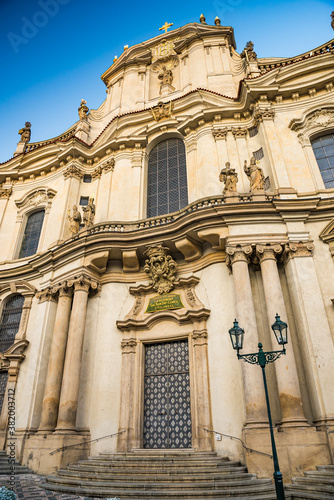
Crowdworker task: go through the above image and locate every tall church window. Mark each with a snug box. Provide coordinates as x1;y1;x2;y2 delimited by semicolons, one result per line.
312;133;334;188
147;138;188;217
0;295;24;352
18;210;45;258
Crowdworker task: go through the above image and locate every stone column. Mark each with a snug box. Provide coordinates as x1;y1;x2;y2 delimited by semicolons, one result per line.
283;242;334;430
38;284;73;431
117;337;137;452
56;276;98;431
226;245;267;426
192;330;212;450
256;244;308;427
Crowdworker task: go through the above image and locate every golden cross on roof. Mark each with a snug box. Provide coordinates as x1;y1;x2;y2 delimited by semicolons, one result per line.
159;22;173;33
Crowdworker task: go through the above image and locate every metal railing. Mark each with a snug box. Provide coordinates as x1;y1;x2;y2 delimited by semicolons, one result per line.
203;428;272;458
49;430;125;455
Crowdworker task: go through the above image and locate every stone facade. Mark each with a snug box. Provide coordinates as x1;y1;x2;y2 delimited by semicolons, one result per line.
0;19;334;482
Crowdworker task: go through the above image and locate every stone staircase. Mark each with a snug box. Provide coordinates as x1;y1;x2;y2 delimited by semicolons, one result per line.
44;450;277;499
285;464;334;499
0;450;32;475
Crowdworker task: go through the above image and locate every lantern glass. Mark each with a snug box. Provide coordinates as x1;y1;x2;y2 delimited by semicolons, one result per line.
271;313;288;345
229;319;244;351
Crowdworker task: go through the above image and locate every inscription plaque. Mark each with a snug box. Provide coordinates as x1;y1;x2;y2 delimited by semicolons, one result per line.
145;293;184;313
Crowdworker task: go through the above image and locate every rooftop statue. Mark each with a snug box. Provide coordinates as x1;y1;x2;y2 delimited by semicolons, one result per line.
18;122;31;143
219;162;238;194
241;41;258;62
331;11;334;30
244;157;265;191
78;99;89;121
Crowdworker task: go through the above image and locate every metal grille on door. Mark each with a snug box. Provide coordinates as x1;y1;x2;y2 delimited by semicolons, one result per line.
143;340;192;449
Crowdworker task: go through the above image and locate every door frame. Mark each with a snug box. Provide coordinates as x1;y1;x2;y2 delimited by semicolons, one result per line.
142;337;193;450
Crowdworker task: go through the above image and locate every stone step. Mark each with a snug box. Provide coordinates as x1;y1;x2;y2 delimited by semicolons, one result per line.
70;464;247;474
78;459;244;469
286;484;334;499
317;465;334;471
46;475;273;490
304;470;334;480
43;482;277;499
56;469;255;481
90;455;235;464
292;476;334;489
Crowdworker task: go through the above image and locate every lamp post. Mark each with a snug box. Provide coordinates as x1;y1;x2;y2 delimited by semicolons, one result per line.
229;313;288;500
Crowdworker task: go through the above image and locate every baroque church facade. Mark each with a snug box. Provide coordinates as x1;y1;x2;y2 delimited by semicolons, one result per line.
1;16;334;483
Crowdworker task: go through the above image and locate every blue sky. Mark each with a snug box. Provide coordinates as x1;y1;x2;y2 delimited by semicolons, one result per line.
0;0;333;163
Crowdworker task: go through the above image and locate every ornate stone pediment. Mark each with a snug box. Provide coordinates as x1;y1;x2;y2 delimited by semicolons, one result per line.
15;187;56;212
289;107;334;145
117;276;210;331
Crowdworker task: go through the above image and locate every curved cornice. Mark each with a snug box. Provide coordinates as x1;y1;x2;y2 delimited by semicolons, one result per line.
0;194;327;283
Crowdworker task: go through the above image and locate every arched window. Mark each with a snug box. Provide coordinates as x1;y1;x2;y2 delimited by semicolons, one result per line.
147;138;188;217
19;210;45;258
311;133;334;188
0;295;24;352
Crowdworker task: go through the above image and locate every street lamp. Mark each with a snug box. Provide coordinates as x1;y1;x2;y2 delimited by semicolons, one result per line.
228;314;288;500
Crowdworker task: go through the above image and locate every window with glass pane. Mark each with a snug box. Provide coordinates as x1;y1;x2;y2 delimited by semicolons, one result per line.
147;139;188;217
19;210;45;258
0;295;24;352
312;134;334;189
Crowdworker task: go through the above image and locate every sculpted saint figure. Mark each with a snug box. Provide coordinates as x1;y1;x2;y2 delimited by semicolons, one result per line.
219;162;238;193
78;99;89;121
158;66;173;86
18;122;31;143
244;157;265;191
82;197;95;227
68;205;82;236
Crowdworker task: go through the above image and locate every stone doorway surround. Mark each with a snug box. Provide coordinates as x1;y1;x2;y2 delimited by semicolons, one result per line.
116;276;213;452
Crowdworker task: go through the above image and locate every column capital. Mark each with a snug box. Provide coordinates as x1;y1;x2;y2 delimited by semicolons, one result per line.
256;243;282;263
67;275;100;294
283;241;314;264
226;245;253;267
58;284;74;298
36;288;57;303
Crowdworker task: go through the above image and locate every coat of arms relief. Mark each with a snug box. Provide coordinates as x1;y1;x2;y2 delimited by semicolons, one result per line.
150;39;180;95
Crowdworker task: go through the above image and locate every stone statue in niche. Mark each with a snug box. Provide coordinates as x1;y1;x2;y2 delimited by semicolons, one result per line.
219;162;238;193
68;205;82;236
244;157;265;191
158;66;173;86
18;122;31;143
78;99;89;121
82;197;95;227
144;244;177;294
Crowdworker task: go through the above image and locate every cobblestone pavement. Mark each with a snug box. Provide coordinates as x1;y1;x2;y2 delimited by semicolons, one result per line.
0;474;108;500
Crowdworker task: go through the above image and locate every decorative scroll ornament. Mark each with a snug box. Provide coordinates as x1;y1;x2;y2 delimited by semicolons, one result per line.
151;101;174;121
144;244;177;294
